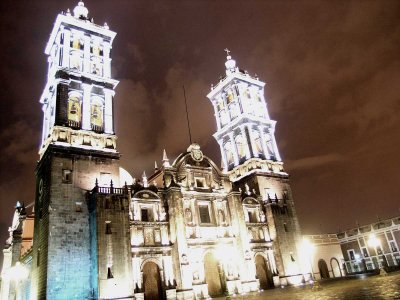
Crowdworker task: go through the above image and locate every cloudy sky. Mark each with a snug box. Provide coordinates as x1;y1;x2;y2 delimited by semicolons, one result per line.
0;0;399;252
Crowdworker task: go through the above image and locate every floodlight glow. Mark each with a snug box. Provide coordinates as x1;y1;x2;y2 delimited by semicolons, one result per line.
367;234;381;248
4;262;29;281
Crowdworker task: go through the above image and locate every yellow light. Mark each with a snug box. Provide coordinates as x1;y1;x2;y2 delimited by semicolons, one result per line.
367;234;380;248
301;238;315;256
4;262;29;281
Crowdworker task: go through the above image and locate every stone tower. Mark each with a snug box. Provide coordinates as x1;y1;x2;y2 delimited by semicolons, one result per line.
30;2;129;299
206;51;303;285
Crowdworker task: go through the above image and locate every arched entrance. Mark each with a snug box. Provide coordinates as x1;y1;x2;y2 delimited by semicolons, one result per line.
330;257;342;277
255;255;274;289
143;261;163;300
318;259;330;279
204;251;223;297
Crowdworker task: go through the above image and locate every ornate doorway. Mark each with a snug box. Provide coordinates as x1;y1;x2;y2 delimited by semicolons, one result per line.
204;251;223;297
143;262;163;300
318;259;330;279
255;255;274;289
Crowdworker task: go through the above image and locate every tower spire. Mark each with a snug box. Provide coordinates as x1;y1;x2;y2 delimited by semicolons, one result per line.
162;149;170;167
224;48;236;75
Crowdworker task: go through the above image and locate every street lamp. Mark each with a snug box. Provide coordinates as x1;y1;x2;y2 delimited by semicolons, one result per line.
3;262;29;300
367;234;386;274
367;234;381;268
302;238;315;281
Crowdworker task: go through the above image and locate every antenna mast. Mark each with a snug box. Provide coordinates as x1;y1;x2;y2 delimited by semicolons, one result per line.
183;85;192;144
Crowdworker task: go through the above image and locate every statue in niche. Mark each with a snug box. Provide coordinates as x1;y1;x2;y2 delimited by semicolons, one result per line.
245;183;251;195
159;206;166;221
193;270;200;280
185;208;193;224
218;209;225;224
259;209;266;222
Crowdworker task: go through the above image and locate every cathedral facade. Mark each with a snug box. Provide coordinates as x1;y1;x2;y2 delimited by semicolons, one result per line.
1;2;305;300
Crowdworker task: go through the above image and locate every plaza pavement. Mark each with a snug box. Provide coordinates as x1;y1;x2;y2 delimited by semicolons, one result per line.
215;271;400;299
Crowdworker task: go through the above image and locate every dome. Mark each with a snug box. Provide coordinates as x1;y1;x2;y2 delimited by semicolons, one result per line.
73;1;89;19
119;167;134;186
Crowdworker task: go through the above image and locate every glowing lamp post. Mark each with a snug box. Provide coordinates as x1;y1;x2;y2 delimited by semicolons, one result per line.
3;262;29;299
367;234;385;272
302;238;315;282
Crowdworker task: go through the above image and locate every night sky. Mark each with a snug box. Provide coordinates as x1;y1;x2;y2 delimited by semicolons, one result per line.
0;0;399;257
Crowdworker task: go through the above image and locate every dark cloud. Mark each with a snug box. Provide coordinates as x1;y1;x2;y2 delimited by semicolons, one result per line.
1;1;400;264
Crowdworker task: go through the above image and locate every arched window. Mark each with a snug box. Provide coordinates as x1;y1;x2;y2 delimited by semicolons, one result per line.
91;57;102;76
235;134;246;159
91;97;104;132
224;142;234;165
70;51;82;71
265;134;274;157
226;90;234;104
217;99;225;111
253;131;263;155
67;92;82;128
220;109;228;126
230;102;239;119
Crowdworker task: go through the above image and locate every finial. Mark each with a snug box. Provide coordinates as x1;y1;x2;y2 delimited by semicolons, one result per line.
142;171;148;188
95;178;98;187
211;83;214;90
73;1;89;19
66;8;71;16
104;22;109;30
224;48;236;75
154;161;159;171
162;149;170;167
224;48;231;57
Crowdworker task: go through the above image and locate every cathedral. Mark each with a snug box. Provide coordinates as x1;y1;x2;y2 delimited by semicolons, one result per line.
1;2;305;299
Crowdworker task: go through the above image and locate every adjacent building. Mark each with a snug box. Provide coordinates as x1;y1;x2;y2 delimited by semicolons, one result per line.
1;2;307;299
337;216;400;273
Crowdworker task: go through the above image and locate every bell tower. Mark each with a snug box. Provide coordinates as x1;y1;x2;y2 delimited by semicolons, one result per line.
31;2;124;299
207;51;304;286
207;49;281;172
39;1;118;156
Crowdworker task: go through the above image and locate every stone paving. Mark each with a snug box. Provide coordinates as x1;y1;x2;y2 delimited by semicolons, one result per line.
216;272;400;300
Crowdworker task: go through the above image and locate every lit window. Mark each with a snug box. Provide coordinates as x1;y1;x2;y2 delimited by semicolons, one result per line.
235;134;246;159
224;142;234;165
67;94;82;127
91;97;104;131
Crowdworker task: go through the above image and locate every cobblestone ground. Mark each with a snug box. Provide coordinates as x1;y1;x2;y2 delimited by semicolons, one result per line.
216;272;400;300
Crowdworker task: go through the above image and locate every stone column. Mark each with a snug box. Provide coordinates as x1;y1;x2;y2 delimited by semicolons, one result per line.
82;83;92;130
269;127;282;161
62;28;71;68
228;132;240;166
83;34;91;73
218;139;228;170
246;125;259;158
103;42;111;78
258;125;270;159
104;89;114;134
240;125;251;159
212;102;222;130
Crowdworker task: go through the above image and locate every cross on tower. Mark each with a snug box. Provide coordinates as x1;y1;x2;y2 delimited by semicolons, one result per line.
224;48;230;56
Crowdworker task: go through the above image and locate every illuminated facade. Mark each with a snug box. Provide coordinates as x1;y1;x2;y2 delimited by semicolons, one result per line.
337;216;400;273
1;2;307;300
